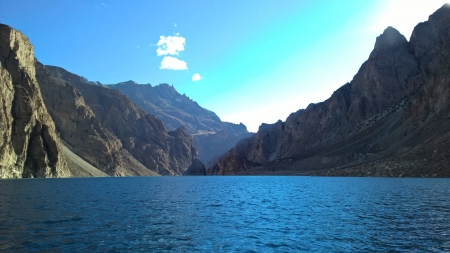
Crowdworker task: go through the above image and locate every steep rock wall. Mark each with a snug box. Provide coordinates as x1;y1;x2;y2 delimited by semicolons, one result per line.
0;24;70;178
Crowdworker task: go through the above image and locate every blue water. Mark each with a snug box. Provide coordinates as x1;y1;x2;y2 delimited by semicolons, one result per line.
0;177;449;252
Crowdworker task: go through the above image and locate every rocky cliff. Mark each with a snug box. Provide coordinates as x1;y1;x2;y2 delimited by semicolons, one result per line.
208;4;450;177
106;81;253;167
0;24;70;178
45;66;201;175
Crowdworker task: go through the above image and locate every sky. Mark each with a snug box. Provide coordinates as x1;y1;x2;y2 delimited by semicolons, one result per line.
0;0;447;132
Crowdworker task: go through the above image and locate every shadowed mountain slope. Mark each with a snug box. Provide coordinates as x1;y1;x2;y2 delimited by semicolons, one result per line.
42;65;204;176
208;4;450;177
36;63;158;176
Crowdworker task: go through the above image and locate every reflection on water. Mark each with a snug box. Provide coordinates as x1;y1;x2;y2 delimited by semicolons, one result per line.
0;177;449;252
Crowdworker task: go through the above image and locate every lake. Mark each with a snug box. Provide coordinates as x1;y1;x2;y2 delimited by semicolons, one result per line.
0;176;449;252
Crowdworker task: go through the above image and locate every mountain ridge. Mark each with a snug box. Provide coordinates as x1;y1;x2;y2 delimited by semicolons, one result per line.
105;79;253;167
208;4;450;176
45;65;204;176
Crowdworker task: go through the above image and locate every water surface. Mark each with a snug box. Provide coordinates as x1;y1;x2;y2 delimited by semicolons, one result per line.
1;177;449;252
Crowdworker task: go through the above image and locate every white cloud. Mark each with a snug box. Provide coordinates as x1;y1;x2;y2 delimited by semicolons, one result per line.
192;73;202;81
160;56;188;70
95;2;110;8
156;35;186;56
174;23;177;27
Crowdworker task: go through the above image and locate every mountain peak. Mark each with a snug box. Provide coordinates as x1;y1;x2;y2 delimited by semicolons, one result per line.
436;3;450;13
374;26;407;51
157;83;174;88
154;83;177;95
427;3;450;24
0;23;12;29
118;80;138;86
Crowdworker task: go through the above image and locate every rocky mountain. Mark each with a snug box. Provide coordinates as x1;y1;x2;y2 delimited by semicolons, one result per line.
44;65;203;176
0;24;70;178
208;4;450;177
108;81;223;133
0;23;204;177
106;81;253;167
35;62;152;176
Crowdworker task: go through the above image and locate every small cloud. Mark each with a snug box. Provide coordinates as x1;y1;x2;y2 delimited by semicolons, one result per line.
137;46;140;48
156;35;185;56
192;73;202;81
174;23;177;27
95;2;110;8
160;56;188;70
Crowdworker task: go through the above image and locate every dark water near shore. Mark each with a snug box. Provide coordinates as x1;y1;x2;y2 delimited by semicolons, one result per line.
1;177;450;252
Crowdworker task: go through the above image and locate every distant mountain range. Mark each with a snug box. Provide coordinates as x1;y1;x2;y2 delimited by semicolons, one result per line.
208;4;450;177
105;81;253;167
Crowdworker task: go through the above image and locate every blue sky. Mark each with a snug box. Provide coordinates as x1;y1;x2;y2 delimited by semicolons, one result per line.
1;0;447;132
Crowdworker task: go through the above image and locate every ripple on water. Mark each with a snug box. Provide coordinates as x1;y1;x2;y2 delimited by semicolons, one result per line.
0;177;450;252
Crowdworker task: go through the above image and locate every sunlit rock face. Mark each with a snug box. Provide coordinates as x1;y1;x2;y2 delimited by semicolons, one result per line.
0;24;70;178
208;4;450;177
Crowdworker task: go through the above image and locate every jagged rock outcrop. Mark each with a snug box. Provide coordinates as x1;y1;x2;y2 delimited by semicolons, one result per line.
208;4;450;176
0;24;70;178
106;81;253;167
45;66;201;175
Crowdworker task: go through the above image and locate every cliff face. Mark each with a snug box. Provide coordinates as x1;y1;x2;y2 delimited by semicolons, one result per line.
107;81;253;167
209;4;450;176
0;24;70;178
45;66;200;175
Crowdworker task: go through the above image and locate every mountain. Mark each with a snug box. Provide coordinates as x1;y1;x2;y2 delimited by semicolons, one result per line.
0;24;70;178
107;81;223;133
0;23;204;177
106;81;253;167
43;65;204;176
208;4;450;177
